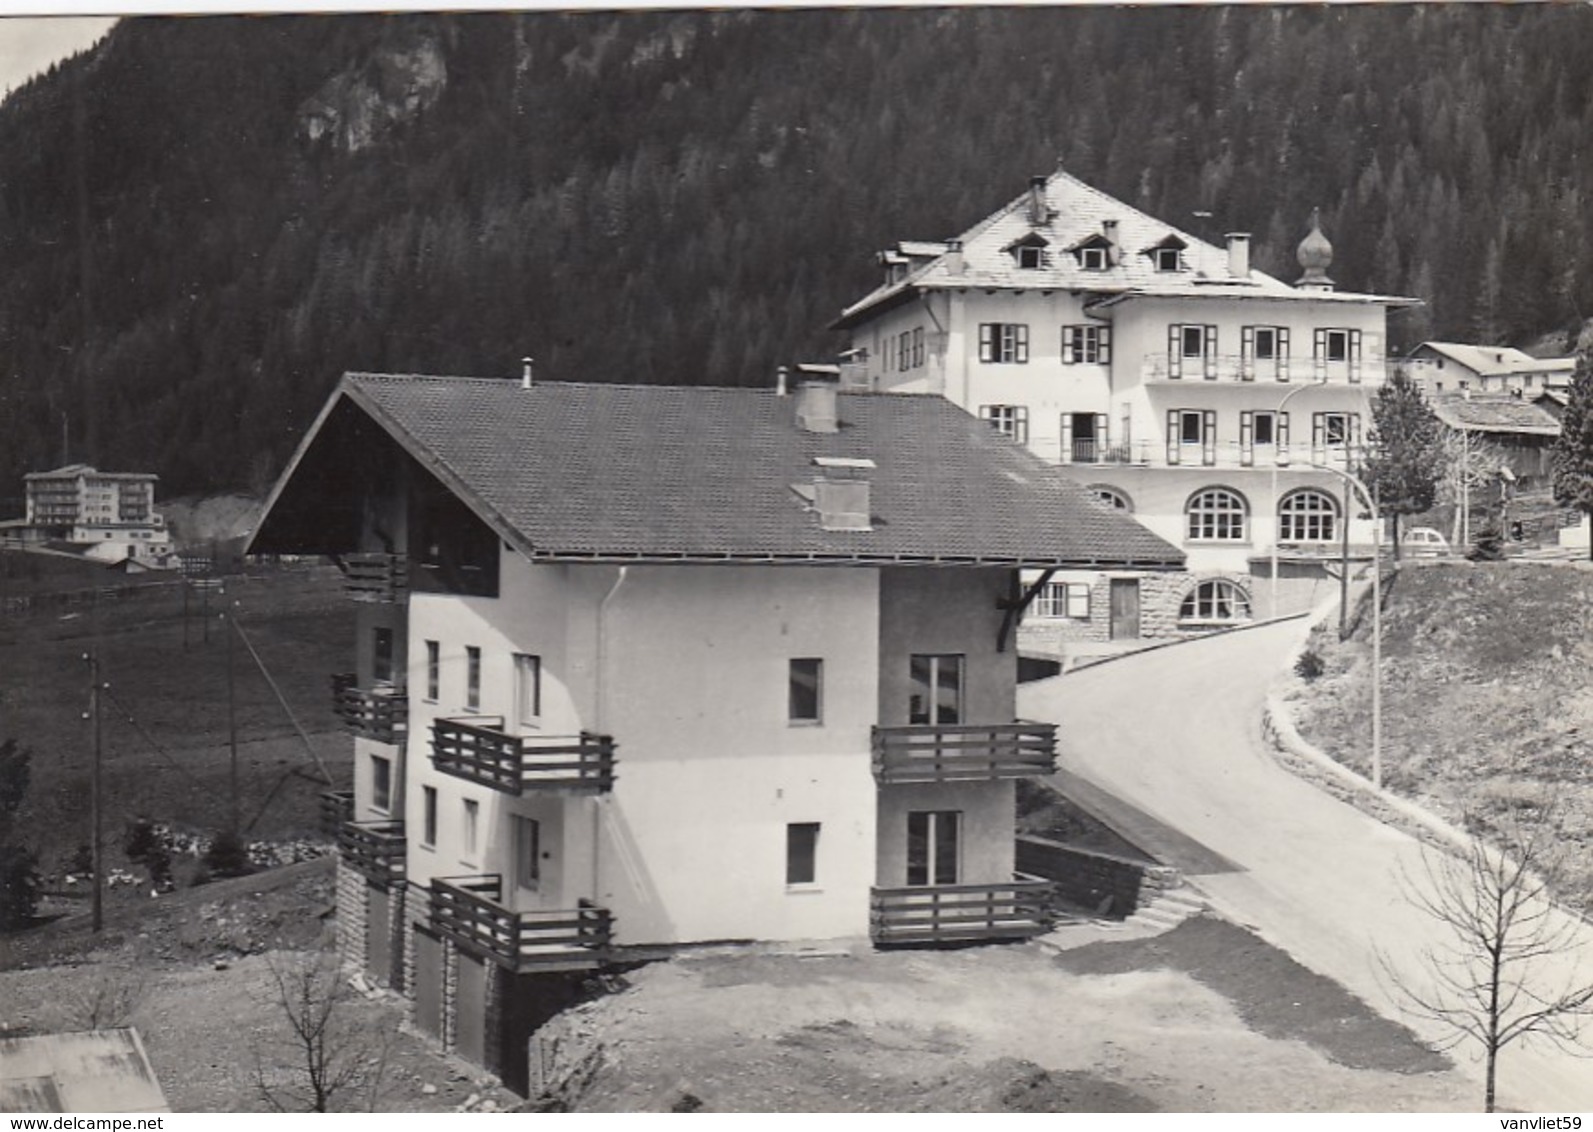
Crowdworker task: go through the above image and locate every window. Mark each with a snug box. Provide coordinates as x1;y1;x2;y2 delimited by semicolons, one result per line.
421;786;437;848
1079;245;1108;271
1018;244;1045;269
1313;327;1364;381
1166;408;1217;467
1312;412;1360;460
1238;410;1289;467
1251;411;1277;446
898;330;912;372
1179;580;1253;624
423;643;442;703
371;755;392;813
789;658;823;724
373;627;394;685
1086;485;1133;512
462;799;479;861
1168;325;1217;379
786;822;820;885
1242;326;1291;381
465;646;481;711
911;326;925;368
514;815;541;891
906;811;960;886
514;654;541;726
1186;488;1249;542
1154;246;1182;272
978;323;1029;364
1031;581;1091;620
909;654;963;725
1062;324;1111;364
1279;489;1339;543
980;404;1029;444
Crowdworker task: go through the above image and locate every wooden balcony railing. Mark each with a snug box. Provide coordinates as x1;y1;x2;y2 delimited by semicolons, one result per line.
429;875;611;972
320;789;354;838
331;673;408;745
872;722;1057;784
870;880;1054;946
338;819;406;888
431;717;616;794
342;553;408;603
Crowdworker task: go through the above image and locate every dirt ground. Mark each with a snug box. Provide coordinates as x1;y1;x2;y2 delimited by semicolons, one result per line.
2;855;1477;1113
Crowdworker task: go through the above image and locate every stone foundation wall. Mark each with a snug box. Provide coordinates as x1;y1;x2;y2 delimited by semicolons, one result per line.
334;858;367;972
1017;835;1150;919
384;882;408;991
401;888;420;1001
441;936;459;1053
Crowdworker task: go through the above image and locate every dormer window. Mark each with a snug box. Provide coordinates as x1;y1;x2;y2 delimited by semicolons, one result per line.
1005;233;1050;270
1144;234;1188;273
1070;234;1114;271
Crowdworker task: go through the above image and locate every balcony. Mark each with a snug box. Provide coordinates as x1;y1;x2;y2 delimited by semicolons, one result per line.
431;717;616;794
872;722;1057;784
331;673;408;744
870;880;1054;946
342;553;408;603
320;789;354;838
338;819;406;888
1058;439;1153;467
1139;352;1384;384
429;875;611;972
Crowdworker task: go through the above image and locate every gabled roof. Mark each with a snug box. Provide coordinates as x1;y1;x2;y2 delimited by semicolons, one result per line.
250;374;1184;569
834;168;1417;329
1430;394;1562;436
23;465;157;482
0;1029;170;1113
1413;341;1577;378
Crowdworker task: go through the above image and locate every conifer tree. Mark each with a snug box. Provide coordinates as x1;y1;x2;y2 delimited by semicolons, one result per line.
1364;366;1444;559
1551;349;1593;561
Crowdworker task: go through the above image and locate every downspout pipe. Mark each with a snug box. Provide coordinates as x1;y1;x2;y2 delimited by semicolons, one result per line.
591;565;629;906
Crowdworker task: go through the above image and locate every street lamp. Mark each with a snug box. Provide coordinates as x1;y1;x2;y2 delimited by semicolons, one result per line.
1269;377;1330;615
1310;461;1383;791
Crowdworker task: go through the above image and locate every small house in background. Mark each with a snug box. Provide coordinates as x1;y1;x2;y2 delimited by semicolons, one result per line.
248;370;1182;1093
1407;341;1576;398
0;1029;170;1113
1430;393;1563;486
19;464;173;565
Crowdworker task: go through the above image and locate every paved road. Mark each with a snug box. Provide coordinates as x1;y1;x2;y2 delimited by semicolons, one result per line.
1019;620;1593;1112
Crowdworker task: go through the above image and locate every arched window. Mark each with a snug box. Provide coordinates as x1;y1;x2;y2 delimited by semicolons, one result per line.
1180;580;1253;624
1278;489;1339;543
1086;484;1133;512
1186;488;1248;541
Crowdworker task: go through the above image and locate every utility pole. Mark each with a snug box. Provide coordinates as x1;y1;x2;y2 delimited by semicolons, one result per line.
83;651;103;933
1338;475;1352;639
226;607;239;841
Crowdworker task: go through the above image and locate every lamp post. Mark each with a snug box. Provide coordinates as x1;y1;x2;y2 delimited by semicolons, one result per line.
1269;378;1330;616
1310;461;1383;791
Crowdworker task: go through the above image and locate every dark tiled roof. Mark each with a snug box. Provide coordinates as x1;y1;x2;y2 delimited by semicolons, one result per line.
1431;394;1562;436
322;374;1182;568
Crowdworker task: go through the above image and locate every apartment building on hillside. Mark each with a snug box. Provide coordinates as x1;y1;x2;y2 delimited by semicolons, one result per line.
16;464;171;563
833;167;1420;658
247;371;1182;1091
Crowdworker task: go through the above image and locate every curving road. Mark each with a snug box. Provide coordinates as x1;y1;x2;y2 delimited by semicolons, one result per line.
1019;620;1593;1113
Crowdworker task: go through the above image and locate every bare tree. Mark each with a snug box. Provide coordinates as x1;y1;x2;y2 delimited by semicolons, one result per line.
1384;810;1593;1112
1435;430;1510;548
60;967;147;1031
254;953;394;1113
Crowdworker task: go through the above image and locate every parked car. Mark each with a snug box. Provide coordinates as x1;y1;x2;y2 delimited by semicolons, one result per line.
1402;527;1450;557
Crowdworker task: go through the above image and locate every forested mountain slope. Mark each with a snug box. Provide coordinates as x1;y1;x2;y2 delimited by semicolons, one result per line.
3;7;1592;496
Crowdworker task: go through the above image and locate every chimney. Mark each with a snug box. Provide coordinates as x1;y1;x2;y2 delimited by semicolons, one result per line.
795;379;839;433
1102;219;1119;264
944;238;965;275
521;356;534;389
1226;233;1251;278
1027;175;1048;226
776;365;789;397
812;457;874;531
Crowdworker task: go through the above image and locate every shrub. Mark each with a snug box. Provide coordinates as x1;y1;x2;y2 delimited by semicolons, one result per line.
1295;649;1326;680
203;829;252;879
0;843;41;928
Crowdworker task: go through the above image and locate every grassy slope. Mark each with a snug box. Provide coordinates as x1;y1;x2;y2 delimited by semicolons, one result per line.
0;566;354;879
1290;561;1593;908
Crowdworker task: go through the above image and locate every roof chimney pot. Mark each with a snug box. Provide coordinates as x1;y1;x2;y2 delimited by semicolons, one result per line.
776;365;789;397
1226;233;1251;279
811;456;875;532
1027;176;1048;225
521;356;534;389
795;380;839;434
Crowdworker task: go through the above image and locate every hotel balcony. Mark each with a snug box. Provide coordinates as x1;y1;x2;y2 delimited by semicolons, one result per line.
429;875;611;972
319;789;354;838
431;717;616;795
870;880;1054;946
342;552;408;603
872;722;1057;785
1139;352;1385;385
331;673;409;745
337;819;406;888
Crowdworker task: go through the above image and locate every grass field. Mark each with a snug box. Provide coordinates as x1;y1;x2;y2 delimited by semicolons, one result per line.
1289;560;1593;910
0;563;354;890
